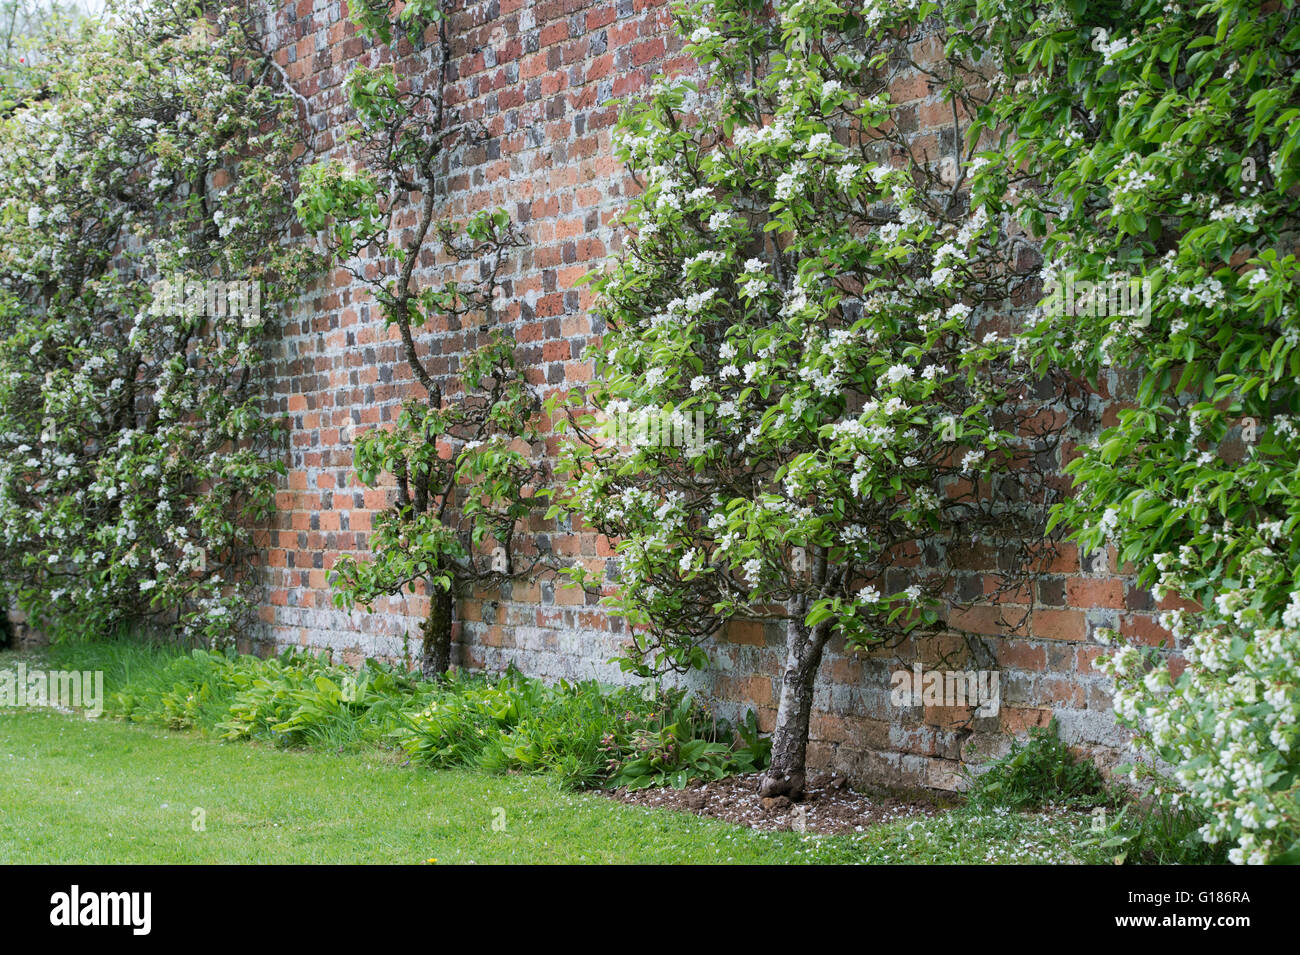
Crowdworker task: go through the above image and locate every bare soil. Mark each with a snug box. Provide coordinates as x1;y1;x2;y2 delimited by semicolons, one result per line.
602;771;948;835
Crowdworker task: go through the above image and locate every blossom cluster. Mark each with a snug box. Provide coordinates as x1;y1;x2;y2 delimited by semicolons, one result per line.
1101;546;1300;864
0;4;311;644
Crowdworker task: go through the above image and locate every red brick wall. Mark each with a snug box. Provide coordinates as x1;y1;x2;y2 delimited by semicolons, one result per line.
257;0;1156;789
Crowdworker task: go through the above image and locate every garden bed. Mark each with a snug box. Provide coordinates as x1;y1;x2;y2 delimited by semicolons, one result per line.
604;772;942;836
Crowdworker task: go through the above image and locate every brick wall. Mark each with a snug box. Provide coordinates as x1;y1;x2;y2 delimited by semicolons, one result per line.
256;0;1159;790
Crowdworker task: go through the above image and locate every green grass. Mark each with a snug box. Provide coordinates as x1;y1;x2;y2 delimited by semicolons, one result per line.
0;706;1113;864
1;708;820;863
1;648;1114;864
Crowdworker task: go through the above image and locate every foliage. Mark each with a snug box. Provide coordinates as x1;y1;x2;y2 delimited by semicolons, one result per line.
947;0;1300;860
111;646;245;730
1103;587;1300;864
1082;785;1228;866
324;328;545;607
101;640;768;789
963;717;1109;811
294;1;548;678
394;669;764;790
604;697;768;789
218;653;422;746
0;0;313;645
606;707;737;790
109;644;419;746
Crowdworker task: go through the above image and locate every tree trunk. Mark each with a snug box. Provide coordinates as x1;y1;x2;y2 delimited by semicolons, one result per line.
420;581;454;681
759;611;831;801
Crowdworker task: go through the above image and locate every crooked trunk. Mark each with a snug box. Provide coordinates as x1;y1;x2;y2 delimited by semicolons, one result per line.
420;580;454;681
759;614;831;800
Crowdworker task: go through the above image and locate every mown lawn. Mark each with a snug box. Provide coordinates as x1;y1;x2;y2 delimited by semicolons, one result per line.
2;709;809;864
0;708;1110;865
0;648;1108;864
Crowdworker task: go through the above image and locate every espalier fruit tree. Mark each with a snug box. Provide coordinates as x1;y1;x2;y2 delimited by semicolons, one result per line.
297;0;549;679
553;0;1069;798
